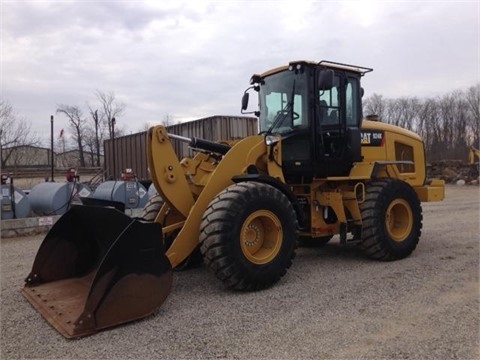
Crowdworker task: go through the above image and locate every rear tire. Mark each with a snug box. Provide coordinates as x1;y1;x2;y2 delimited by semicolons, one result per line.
360;179;422;260
140;193;202;269
200;182;297;290
140;194;163;221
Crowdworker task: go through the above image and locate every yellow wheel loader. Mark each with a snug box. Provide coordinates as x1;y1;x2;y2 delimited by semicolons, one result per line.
22;60;445;338
468;146;480;165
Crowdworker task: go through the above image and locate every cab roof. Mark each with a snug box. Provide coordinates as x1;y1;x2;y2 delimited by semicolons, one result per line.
254;60;373;79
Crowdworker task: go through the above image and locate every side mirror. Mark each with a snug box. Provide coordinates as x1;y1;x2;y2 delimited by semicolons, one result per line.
318;69;334;90
241;92;249;112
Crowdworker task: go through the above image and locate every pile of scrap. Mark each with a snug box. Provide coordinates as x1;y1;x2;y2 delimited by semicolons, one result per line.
428;160;479;185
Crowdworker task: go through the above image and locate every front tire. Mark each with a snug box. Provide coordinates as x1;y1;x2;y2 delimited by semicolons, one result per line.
360;179;423;260
200;182;298;290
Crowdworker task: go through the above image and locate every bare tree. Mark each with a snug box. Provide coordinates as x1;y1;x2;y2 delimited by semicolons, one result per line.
87;107;106;167
417;98;440;160
450;91;470;160
364;84;480;162
56;105;86;167
82;126;98;166
139;122;151;132
363;93;387;120
95;90;125;139
364;95;421;131
465;84;480;148
162;113;175;126
0;99;40;167
136;114;174;133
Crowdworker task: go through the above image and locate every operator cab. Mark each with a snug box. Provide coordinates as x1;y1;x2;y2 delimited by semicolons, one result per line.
242;60;373;183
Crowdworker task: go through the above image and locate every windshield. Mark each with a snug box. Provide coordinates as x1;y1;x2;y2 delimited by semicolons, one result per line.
258;70;308;134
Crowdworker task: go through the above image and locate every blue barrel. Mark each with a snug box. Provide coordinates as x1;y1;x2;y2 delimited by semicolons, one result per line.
1;184;31;219
91;181;148;209
29;182;93;216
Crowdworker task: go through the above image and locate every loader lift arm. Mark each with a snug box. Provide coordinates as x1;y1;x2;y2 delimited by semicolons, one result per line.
147;125;277;268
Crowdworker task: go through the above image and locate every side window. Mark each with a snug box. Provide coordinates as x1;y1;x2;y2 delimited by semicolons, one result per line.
346;78;359;126
395;142;415;173
319;76;341;125
319;86;339;107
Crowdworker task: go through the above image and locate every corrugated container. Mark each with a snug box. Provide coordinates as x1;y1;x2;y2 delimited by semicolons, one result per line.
104;131;148;180
104;115;257;180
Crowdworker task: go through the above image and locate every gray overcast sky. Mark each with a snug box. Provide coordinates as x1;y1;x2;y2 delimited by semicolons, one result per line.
1;0;479;145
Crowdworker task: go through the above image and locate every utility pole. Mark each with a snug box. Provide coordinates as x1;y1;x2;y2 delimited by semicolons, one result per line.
0;129;3;169
50;115;54;182
112;117;116;179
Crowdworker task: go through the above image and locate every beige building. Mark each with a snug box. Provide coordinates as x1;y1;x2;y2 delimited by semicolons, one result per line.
1;146;103;169
1;145;52;167
56;150;104;168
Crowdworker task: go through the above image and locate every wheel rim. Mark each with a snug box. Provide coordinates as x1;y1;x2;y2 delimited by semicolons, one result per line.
385;199;413;242
240;210;283;264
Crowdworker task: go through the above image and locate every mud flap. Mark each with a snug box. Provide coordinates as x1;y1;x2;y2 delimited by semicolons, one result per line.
21;205;172;338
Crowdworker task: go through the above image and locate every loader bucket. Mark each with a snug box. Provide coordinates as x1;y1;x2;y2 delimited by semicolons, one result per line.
21;205;172;338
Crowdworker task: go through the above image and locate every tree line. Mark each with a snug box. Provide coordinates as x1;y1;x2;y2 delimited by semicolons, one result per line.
56;90;126;167
0;90;126;168
1;84;479;168
363;84;480;162
0;100;41;168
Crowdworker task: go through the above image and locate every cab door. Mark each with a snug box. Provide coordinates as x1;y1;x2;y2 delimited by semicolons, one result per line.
313;72;362;177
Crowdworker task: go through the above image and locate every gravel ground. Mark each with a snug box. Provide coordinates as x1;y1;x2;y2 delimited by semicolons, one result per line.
1;185;479;359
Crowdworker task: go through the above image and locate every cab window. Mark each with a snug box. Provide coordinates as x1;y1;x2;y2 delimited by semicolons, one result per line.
346;78;360;126
319;76;340;125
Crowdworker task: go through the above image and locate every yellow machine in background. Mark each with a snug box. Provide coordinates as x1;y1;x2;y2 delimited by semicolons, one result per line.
22;60;444;338
468;146;480;164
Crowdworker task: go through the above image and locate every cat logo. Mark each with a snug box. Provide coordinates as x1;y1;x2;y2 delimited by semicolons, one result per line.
361;130;384;146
